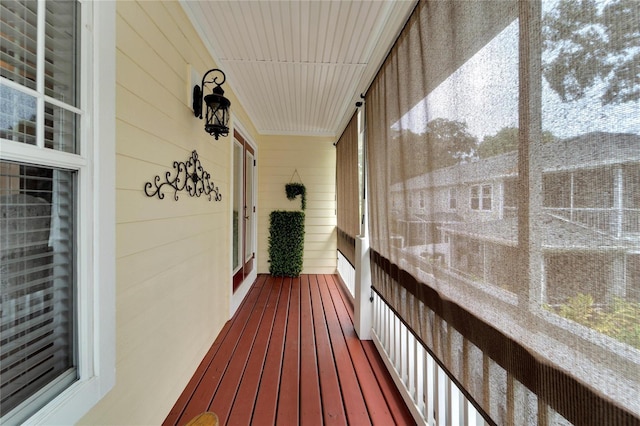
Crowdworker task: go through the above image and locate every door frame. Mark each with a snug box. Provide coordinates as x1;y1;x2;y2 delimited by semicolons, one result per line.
230;122;258;315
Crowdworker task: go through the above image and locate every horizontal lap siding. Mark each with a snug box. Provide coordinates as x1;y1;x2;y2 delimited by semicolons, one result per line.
79;1;261;424
257;136;337;275
79;1;231;424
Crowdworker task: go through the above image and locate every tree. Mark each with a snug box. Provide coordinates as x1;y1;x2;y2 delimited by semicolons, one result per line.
391;118;477;182
543;0;640;105
424;118;478;166
477;127;559;159
478;127;519;158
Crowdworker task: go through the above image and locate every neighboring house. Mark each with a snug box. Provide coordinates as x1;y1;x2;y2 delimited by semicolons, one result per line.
391;132;640;305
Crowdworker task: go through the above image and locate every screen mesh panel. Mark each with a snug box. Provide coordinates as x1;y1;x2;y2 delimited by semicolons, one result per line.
336;112;360;265
365;0;639;423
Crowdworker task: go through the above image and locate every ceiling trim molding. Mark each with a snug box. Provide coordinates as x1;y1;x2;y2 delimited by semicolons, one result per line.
258;129;337;138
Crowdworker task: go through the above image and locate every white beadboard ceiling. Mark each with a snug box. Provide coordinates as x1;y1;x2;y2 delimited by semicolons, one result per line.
181;0;417;137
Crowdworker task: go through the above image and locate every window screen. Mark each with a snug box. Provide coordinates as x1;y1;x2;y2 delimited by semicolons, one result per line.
365;0;639;423
336;112;360;265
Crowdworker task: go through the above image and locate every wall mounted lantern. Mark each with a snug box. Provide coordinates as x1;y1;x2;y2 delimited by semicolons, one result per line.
193;68;231;140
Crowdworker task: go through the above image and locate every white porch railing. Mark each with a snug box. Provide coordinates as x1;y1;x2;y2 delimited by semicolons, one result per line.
371;292;488;426
339;242;493;425
337;250;355;298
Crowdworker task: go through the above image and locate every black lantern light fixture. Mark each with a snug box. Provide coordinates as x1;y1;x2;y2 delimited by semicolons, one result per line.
193;68;231;140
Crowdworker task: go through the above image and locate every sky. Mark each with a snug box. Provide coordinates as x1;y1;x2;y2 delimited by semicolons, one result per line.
393;0;640;141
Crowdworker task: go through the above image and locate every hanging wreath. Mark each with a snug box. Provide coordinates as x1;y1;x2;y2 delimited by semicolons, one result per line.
286;169;306;210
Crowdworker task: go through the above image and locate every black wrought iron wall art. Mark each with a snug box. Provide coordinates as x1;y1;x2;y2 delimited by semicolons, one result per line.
144;150;222;201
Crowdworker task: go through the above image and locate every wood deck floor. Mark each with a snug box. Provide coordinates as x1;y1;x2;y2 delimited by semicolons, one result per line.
163;274;415;426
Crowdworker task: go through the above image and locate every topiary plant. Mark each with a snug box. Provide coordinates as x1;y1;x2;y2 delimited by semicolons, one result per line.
268;210;305;276
285;182;306;210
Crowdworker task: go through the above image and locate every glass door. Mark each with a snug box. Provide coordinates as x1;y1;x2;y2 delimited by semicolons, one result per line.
233;130;255;290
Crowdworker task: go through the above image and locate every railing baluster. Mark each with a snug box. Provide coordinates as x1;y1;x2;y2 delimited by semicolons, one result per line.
451;381;460;426
416;343;424;413
467;400;476;426
427;356;435;425
407;326;413;388
371;297;380;333
396;317;401;375
438;365;449;426
371;295;492;426
409;333;416;399
387;305;392;361
382;300;387;352
402;322;406;380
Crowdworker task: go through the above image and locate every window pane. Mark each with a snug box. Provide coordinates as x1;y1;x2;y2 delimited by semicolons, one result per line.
0;161;77;418
0;0;38;91
0;84;36;145
244;149;254;262
44;102;78;153
45;1;80;106
482;185;492;210
232;141;242;272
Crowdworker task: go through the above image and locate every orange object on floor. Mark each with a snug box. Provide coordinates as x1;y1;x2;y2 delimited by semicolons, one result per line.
184;412;218;426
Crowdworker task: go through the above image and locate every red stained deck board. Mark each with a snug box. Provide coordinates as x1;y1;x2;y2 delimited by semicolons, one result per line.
163;275;268;426
325;275;397;425
276;277;301;425
333;274;355;322
298;275;323;425
251;277;291;424
309;275;348;424
225;277;283;425
177;277;273;424
207;276;278;422
317;274;371;425
328;276;415;425
163;275;414;426
362;341;416;426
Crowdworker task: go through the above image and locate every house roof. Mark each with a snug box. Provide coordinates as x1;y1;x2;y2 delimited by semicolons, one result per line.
438;214;636;251
393;211;465;223
541;132;640;172
392;132;640;191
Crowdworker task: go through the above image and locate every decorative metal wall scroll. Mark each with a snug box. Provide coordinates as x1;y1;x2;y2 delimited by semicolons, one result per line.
144;150;222;201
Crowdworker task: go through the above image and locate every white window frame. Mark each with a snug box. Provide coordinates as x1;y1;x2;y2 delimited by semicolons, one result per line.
0;1;115;424
449;187;457;210
470;184;492;211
